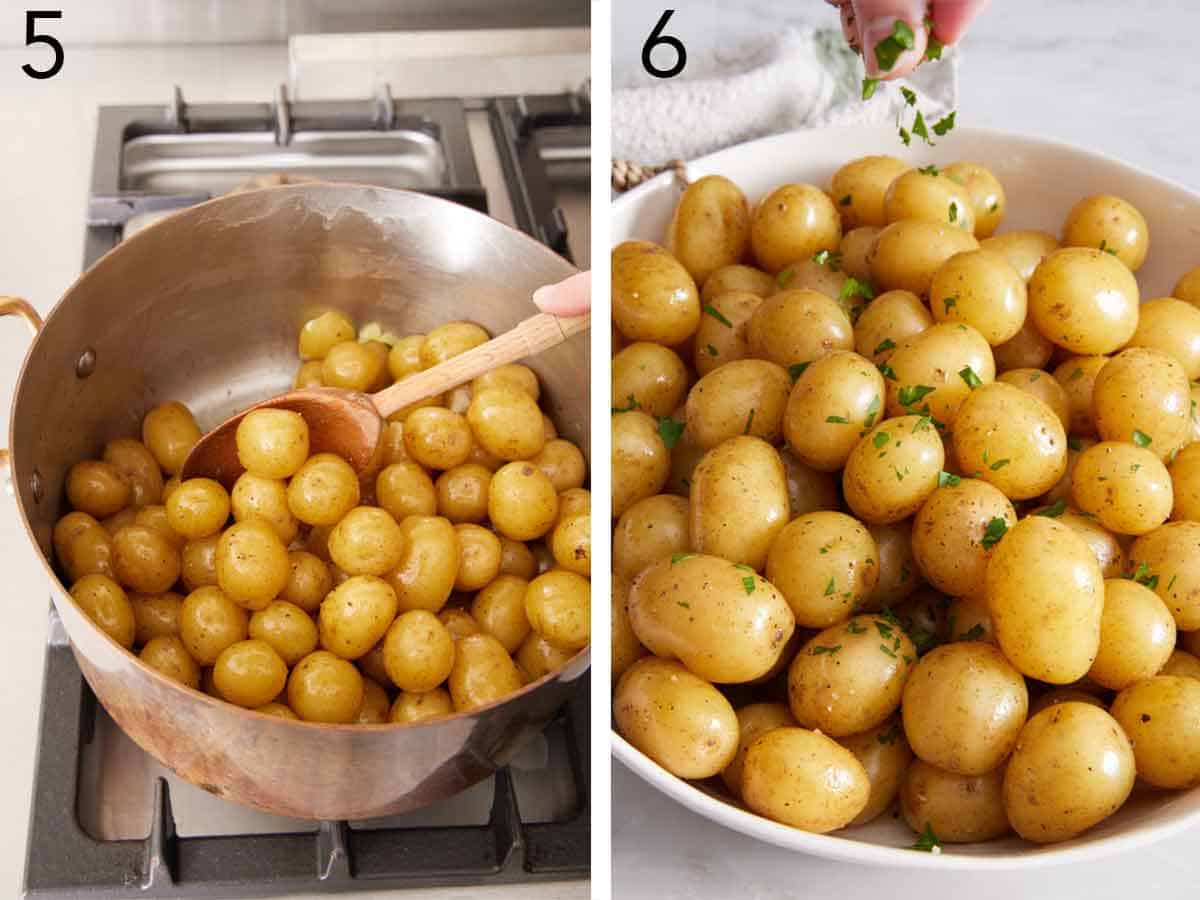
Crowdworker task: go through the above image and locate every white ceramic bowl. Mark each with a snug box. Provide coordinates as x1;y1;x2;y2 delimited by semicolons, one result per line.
611;124;1200;868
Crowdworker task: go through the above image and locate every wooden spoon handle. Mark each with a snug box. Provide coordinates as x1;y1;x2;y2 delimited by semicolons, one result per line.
371;312;590;420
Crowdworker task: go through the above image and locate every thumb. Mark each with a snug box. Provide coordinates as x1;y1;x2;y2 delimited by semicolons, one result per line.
852;0;929;80
532;270;591;317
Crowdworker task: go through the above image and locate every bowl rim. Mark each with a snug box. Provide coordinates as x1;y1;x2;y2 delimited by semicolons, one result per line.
610;122;1200;866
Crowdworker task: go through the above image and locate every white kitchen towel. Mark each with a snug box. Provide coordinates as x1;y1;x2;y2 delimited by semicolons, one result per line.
612;26;958;166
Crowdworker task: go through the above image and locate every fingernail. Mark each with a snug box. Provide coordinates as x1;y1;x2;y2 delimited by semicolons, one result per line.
861;17;922;78
531;284;554;310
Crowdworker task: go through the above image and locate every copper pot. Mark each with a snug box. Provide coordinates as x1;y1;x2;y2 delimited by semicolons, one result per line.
0;184;589;819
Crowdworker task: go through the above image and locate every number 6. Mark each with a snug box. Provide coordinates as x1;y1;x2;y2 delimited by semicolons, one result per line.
642;10;687;80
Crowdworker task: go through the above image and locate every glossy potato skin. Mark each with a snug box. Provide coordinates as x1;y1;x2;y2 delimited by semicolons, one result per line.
1052;355;1110;436
1002;703;1135;843
628;554;795;683
783;351;885;472
1129;521;1200;630
1061;193;1149;271
884;169;975;233
1169;442;1200;521
993;317;1055;373
720;702;797;798
612;240;701;345
691;291;763;375
749;183;842;274
929;249;1027;345
997;368;1071;431
612;411;671;518
741;728;870;833
1126;298;1200;380
447;633;524;712
901;760;1010;843
611;342;689;418
885;322;995;426
853;290;932;363
689;436;789;570
865;520;920;610
766;512;879;627
830;155;909;229
1088;579;1176;690
1092;347;1191;460
685;359;792;449
1028;248;1139;354
843;416;944;525
700;265;774;303
612;494;690;581
666;175;751;285
1071;442;1172;536
912;479;1016;598
869;219;979;297
944;161;1006;239
746;288;853;369
901;641;1028;775
788;614;916;737
986;517;1104;683
1110;676;1200;789
613;657;739;779
980;229;1060;281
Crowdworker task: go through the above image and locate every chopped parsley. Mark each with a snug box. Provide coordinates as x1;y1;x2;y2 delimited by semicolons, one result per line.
676;601;690;609
959;623;985;642
813;249;843;269
879;643;897;659
811;643;842;656
877;722;902;745
847;620;868;634
942;295;958;310
1133;429;1152;448
741;576;756;595
705;343;719;357
878;361;898;381
900;86;918;106
912;110;931;145
898;384;936;407
913;415;932;432
911;823;941;852
937;470;961;487
1068;367;1084;381
840;276;876;303
932;111;956;136
990;457;1011;471
1068;436;1083;451
670;553;695;565
873;19;915;71
948;202;958;223
1168;574;1178;592
840;194;853;206
862;77;879;100
864;394;882;428
826;415;850;424
702;304;733;328
873;431;891;449
1099;239;1119;256
874;337;896;356
1130;561;1159;589
612;395;639;413
744;409;756;434
788;361;811;383
958;366;982;389
776;267;796;288
917;163;940;176
656;416;685;449
899;126;912;147
824;576;837;596
924;34;944;61
981;517;1009;550
1036;498;1067;518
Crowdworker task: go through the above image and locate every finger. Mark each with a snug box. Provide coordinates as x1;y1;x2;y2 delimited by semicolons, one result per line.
931;0;991;45
532;270;591;317
852;0;929;80
840;3;859;50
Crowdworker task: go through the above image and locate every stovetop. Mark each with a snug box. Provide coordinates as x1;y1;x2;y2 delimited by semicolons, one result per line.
24;84;589;898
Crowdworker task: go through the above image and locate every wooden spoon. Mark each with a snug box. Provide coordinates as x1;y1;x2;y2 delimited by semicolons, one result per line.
181;312;589;486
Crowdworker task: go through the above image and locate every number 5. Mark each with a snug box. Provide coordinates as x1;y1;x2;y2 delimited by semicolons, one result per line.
23;10;64;80
642;10;687;80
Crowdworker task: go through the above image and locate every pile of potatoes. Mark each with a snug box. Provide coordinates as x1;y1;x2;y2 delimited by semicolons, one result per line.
55;310;590;725
611;155;1200;847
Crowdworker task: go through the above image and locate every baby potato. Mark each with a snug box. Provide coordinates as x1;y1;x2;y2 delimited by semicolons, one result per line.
720;703;797;799
1129;521;1200;630
690;436;789;569
248;600;318;668
686;359;791;450
839;717;912;826
1052;508;1126;578
112;524;180;594
953;382;1067;500
943;161;1006;238
1161;649;1200;680
750;183;841;274
1028;248;1139;354
439;608;480;641
885;322;995;425
613;494;690;581
993;316;1055;373
287;650;364;724
488;461;559;541
1072;442;1172;535
141;401;201;475
666;175;751;285
1169;442;1200;521
318;575;397;660
467;387;545;463
1052;355;1110;436
420;321;489;368
375;460;436;522
830;155;910;229
214;639;288;708
838;226;880;281
1111;676;1200;788
70;574;136;648
986;516;1104;683
382;609;456;692
550;513;590;576
691;290;762;375
789;614;915;736
746;288;853;369
979;229;1060;281
783;351;885;472
471;575;532;653
229;473;297;543
945;595;995;643
356;677;391;724
741;728;869;833
448;633;524;712
530;439;587;495
140;635;200;689
179;586;249;666
1093;347;1191;460
58;517;116;583
390;688;454;724
556;487;592;524
1062;193;1149;271
902;641;1028;774
165;478;230;540
929;249;1027;345
773;257;846;305
279;549;332;613
1126;298;1200;380
404;407;474;470
472;363;540;401
434;463;490;523
130;591;183;644
298;309;356;360
235;409;309;479
853;289;932;363
293;360;324;388
614;657;739;779
629;554;792;682
611;240;701;345
453;524;502;592
215;519;289;610
525;570;590;651
700;264;774;303
1002;703;1136;843
327;506;404;576
1088;579;1176;690
134;505;185;548
517;631;576;681
66;460;131;519
869;219;980;297
912;478;1017;598
612;573;646;683
287;453;361;526
611;342;690;420
386;334;425;380
779;448;840;519
883;169;975;233
766;512;879;627
864;520;920;610
101;438;163;509
901;760;1010;843
997;368;1071;431
843;415;944;525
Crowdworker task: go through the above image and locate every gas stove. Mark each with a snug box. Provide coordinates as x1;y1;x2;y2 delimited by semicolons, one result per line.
23;81;589;898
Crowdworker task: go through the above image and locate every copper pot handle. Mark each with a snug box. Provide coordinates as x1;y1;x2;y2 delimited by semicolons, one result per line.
0;297;43;488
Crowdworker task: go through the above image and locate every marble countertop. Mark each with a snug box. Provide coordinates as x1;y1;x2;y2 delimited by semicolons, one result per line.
612;1;1200;898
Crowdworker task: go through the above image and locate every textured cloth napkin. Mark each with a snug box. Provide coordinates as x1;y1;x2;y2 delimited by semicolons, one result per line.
612;26;959;166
